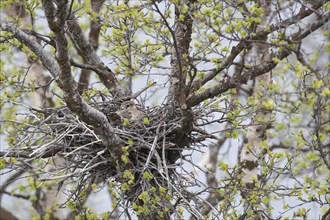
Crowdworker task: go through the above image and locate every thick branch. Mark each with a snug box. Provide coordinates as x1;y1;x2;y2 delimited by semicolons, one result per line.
0;20;61;81
41;0;119;146
187;11;330;107
66;14;128;98
78;0;105;93
155;0;194;109
190;1;326;92
0;207;18;220
1;13;119;147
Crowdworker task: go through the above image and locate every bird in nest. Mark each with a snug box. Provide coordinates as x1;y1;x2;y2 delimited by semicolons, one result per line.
107;100;147;125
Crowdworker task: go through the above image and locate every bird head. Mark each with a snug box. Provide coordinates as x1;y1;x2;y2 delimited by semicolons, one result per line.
120;100;136;111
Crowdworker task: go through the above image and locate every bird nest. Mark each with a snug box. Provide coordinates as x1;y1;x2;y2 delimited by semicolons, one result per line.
9;98;195;206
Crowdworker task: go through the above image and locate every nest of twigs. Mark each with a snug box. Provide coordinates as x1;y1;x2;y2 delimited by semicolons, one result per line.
10;97;195;211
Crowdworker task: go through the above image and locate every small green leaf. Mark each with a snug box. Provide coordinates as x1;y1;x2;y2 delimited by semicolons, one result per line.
219;161;228;171
138;191;148;203
143;171;153;180
91;183;97;190
321;87;330;97
313;79;324;89
123;118;130;126
121;155;129;164
159;187;166;195
143;117;150;125
121;183;130;191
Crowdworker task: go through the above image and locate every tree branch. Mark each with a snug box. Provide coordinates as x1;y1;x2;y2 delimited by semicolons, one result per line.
77;0;105;93
0;20;61;81
0;169;25;201
187;11;330;107
40;0;120;147
200;132;227;216
154;0;194;109
0;207;18;220
1;5;119;147
66;12;128;98
190;1;327;93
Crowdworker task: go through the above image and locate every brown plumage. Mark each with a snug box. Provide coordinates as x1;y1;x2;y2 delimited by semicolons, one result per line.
116;100;146;122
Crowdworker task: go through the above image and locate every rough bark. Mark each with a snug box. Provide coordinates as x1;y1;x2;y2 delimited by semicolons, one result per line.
78;0;105;94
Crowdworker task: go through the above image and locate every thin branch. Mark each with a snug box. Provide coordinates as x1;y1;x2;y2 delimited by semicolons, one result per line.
0;169;26;200
187;11;330;107
0;145;63;158
152;0;183;77
0;19;61;82
70;59;108;76
199;131;227;216
132;81;156;99
190;1;326;92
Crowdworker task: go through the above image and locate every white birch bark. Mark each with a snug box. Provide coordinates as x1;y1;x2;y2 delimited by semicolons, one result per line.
239;0;273;218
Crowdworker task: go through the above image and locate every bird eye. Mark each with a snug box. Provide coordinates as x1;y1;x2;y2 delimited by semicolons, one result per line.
121;103;129;109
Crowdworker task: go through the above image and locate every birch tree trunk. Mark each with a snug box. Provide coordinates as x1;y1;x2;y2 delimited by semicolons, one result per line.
239;1;273;219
